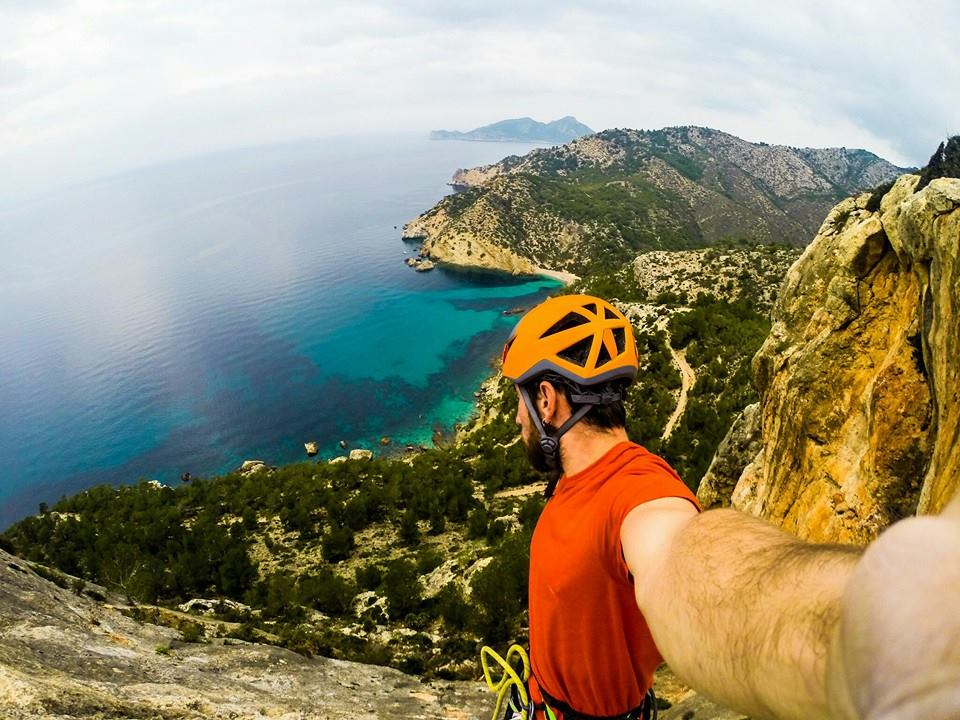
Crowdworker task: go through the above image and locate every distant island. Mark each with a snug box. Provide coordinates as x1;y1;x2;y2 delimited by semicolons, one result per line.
430;116;594;144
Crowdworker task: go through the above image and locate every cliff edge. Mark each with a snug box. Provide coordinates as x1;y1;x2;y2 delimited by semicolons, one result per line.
0;548;490;719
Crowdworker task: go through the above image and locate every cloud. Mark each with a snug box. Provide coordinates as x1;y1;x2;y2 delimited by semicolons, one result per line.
0;0;956;197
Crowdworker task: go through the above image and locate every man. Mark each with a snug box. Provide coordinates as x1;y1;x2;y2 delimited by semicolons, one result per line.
500;294;960;720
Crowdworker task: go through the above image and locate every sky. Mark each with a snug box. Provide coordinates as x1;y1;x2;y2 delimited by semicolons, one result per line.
1;0;957;199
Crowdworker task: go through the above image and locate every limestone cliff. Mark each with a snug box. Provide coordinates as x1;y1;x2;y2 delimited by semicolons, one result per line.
699;176;960;543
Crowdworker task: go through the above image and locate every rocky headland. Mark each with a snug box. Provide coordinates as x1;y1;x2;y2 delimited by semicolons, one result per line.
403;126;908;277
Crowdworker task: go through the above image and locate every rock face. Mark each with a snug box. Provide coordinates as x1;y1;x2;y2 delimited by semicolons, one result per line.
697;403;762;510
703;176;960;543
0;549;491;719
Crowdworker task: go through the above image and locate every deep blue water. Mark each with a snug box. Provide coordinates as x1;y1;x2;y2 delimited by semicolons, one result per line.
0;136;560;529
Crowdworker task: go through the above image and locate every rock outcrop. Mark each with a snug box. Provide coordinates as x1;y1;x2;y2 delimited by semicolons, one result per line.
697;403;762;510
0;548;491;719
701;176;960;543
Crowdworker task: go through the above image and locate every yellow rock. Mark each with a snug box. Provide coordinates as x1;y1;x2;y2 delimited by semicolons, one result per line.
720;177;960;543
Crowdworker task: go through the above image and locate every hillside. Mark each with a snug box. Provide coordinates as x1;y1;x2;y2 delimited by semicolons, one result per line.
0;546;491;719
0;240;794;720
430;116;594;144
404;126;908;275
4;135;957;720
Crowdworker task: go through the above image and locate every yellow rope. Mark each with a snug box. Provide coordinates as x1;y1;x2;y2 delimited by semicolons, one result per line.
480;644;532;720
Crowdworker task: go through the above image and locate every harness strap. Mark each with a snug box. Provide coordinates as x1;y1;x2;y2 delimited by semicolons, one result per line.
535;681;656;720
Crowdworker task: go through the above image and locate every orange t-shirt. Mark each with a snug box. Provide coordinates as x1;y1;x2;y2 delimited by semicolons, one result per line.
528;441;700;717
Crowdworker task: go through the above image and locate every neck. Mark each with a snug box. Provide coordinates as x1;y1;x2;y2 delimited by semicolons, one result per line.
558;425;629;476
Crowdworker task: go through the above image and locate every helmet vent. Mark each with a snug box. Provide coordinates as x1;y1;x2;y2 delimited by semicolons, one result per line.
557;336;593;367
541;311;589;339
596;341;613;367
604;306;618;320
612;327;626;354
584;302;598;315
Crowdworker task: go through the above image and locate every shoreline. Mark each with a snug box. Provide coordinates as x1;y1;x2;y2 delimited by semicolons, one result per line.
534;266;579;286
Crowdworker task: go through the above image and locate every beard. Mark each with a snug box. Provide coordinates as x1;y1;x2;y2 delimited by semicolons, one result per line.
524;432;552;473
522;421;562;475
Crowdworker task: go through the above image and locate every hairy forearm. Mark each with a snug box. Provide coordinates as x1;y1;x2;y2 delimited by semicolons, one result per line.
638;509;861;720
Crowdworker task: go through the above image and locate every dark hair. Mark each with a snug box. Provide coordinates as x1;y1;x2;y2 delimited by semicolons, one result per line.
522;373;629;430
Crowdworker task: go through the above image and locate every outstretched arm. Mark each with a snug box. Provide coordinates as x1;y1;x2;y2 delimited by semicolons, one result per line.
621;499;859;720
622;497;960;720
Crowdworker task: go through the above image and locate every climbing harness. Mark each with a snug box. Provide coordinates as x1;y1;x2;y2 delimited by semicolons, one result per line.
480;645;657;720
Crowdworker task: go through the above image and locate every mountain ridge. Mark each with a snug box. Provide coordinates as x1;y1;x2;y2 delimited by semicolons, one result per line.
405;126;910;276
430;116;594;144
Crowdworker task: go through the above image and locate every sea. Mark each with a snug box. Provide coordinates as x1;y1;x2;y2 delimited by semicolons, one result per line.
0;136;561;530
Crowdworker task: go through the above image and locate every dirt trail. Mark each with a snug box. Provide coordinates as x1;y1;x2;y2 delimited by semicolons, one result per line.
655;316;696;441
662;346;695;440
494;482;547;499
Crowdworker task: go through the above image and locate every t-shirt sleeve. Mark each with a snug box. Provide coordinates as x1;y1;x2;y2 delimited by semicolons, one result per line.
603;454;701;584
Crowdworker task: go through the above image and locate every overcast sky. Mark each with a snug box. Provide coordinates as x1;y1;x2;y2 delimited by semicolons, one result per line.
1;0;957;199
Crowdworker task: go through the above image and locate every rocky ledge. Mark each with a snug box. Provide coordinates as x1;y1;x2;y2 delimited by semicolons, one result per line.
0;548;490;719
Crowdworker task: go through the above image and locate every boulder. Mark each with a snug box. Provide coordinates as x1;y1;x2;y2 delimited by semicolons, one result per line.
349;449;373;461
239;460;268;475
379;436;391;446
414;259;435;272
304;441;318;457
177;598;251;617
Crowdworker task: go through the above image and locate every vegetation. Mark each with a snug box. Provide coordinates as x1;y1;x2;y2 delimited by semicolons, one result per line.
662;295;771;486
916;135;960;192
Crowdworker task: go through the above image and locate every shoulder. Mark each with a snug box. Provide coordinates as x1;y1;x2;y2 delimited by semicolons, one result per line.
601;444;699;512
620;498;699;604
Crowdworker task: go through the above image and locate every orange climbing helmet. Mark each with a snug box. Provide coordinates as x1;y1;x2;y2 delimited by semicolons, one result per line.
502;294;639;387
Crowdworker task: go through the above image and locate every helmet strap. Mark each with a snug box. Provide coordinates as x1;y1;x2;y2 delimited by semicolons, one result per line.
517;385;596;476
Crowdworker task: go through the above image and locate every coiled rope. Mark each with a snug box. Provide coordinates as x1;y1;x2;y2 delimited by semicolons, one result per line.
480;644;533;720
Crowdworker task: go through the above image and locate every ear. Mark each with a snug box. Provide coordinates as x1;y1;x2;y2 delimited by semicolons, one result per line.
536;380;559;422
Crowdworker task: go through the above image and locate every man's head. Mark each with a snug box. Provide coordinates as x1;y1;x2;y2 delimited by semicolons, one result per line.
502;294;638;472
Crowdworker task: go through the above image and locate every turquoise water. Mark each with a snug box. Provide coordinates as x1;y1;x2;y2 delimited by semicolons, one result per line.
0;137;560;528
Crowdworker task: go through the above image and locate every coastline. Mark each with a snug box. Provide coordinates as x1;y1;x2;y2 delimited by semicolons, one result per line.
534;266;579;286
